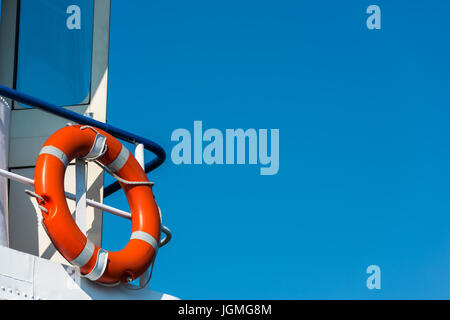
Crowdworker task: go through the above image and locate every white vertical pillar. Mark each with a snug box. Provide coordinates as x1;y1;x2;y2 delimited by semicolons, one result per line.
0;97;10;247
135;143;145;169
75;159;87;235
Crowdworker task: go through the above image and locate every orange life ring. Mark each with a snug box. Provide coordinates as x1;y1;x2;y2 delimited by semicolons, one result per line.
34;125;161;285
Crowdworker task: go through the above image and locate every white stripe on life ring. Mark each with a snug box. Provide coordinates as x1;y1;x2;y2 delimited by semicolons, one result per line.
106;145;129;173
130;231;159;252
40;146;69;167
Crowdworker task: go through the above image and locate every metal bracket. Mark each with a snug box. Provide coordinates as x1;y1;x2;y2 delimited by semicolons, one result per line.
82;133;107;161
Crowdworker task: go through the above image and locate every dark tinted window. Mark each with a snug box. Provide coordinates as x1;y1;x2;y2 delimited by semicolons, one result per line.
16;0;94;107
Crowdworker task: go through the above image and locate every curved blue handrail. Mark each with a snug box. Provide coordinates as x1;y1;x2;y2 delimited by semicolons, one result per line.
0;84;166;197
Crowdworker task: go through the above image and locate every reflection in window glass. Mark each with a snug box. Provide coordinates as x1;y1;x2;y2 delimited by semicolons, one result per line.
16;0;94;107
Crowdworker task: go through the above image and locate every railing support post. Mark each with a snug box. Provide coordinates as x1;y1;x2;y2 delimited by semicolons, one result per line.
135;143;149;288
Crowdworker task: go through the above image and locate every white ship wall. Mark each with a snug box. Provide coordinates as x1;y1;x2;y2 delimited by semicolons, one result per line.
0;97;9;247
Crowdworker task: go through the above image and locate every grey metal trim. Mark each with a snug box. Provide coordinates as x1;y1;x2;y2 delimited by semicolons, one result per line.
70;239;95;268
84;249;108;281
39;146;69;167
130;231;159;252
106;145;129;173
82;133;107;161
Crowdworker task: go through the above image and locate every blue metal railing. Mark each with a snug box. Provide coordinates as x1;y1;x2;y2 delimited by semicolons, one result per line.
0;84;166;197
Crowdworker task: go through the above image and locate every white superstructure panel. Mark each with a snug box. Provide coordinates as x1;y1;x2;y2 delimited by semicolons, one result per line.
5;0;111;263
0;246;178;300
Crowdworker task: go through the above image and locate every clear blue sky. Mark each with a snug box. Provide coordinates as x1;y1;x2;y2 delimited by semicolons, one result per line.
100;0;450;299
